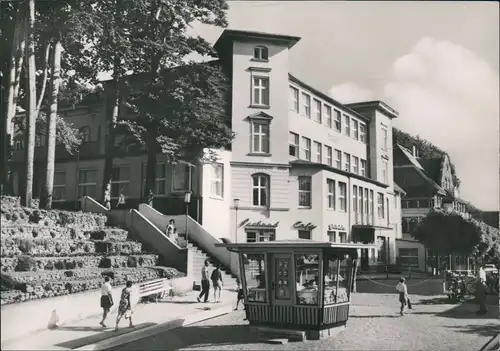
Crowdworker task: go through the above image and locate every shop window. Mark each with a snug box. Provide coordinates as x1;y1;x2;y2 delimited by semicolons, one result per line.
243;253;267;303
295;253;320;305
324;254;350;305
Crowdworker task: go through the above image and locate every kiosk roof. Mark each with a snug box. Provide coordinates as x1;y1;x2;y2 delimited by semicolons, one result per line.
215;239;376;251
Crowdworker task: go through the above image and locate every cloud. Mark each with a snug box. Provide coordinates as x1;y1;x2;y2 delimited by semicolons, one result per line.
385;37;499;210
327;82;375;104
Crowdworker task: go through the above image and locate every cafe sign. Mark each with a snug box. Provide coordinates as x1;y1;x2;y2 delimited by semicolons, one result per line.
327;224;346;231
293;221;317;230
239;218;279;228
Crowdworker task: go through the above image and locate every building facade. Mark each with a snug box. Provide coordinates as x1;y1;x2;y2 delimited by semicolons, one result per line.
10;29;404;270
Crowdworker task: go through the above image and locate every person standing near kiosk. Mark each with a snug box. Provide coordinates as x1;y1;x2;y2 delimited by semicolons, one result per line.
197;260;211;303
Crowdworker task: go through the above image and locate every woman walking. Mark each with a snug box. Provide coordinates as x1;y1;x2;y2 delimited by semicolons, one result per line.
396;277;409;316
211;264;224;303
115;281;134;331
99;276;113;327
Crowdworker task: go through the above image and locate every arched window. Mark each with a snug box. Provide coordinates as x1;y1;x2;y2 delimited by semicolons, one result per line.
253;46;269;61
252;173;270;207
79;126;91;143
14;135;24;150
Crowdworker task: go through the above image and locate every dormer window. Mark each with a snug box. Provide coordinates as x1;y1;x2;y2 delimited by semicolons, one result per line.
253;46;269;61
79;126;91;143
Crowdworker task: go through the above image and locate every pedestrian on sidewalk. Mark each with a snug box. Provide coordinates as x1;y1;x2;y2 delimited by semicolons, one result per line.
99;276;113;327
234;278;244;311
396;277;409;316
115;281;134;331
211;264;224;303
475;265;488;314
197;260;210;303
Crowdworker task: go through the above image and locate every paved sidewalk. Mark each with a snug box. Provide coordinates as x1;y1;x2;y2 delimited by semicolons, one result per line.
2;289;237;351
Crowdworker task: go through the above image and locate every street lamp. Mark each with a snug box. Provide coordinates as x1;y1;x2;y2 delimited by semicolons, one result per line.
184;191;192;243
233;198;240;243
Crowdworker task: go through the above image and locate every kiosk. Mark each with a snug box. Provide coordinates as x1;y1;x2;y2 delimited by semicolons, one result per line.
215;239;375;340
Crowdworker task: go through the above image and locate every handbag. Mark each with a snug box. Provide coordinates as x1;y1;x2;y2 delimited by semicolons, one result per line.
407;298;412;309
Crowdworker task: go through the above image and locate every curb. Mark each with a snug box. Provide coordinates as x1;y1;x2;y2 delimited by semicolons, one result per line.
74;304;234;351
480;333;500;351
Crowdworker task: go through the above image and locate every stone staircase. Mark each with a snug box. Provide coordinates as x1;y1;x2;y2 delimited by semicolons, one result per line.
178;236;239;291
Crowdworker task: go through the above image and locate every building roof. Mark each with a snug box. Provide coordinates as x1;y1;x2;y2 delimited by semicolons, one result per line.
418;157;443;184
214;29;301;53
290;159;389;188
393;182;406;195
345;101;399;119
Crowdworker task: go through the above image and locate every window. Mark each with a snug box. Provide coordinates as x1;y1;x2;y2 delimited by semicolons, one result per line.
343;153;351;172
334;110;341;131
251;121;270;153
302;93;311;118
360;123;366;143
290;86;299;112
296;254;320;305
210;163;224;198
314;141;322;163
246;230;275;242
301;137;311;161
359;186;364;214
142;162;168;195
352;119;359;140
14;135;24;150
338;182;347;211
242;253;267;303
324;105;332;128
382;160;388;183
325;145;332;166
252;77;270;106
339;232;347;243
353;185;358;213
377;236;386;263
387;198;390;224
370;248;377;263
252;174;269;207
52;171;66;201
364;188;369;214
377;193;385;218
369;190;374;214
335;149;342;169
289;132;299;157
327;179;335;209
398;248;419;267
298;230;311;240
313;99;322;123
253;46;268;61
78;169;97;198
382;127;388;150
172;163;190;191
111;165;130;198
344;115;350;136
79;126;91;143
353;156;359;175
298;176;312;207
327;231;336;242
360;159;367;177
324;255;350;305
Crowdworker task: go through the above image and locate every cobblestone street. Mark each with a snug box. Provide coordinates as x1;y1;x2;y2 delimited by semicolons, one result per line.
110;294;499;351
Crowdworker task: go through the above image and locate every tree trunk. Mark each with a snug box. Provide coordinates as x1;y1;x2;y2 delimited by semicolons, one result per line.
101;0;123;210
2;12;24;194
22;0;36;207
143;141;157;202
35;42;51;118
40;40;61;210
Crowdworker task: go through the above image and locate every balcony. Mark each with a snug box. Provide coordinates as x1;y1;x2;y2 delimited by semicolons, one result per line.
353;212;375;226
12;141;101;163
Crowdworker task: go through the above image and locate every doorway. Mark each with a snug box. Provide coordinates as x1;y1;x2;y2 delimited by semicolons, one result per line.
271;254;293;304
361;249;369;271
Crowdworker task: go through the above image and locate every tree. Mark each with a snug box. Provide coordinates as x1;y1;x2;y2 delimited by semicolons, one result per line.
121;62;233;200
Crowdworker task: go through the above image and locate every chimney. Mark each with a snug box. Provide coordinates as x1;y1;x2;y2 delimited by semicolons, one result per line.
412;145;419;158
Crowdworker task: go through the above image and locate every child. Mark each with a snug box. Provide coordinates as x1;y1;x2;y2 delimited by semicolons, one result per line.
235;278;244;311
396;277;410;316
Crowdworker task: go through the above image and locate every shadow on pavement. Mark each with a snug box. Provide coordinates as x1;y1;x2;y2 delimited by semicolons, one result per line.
445;323;500;338
106;325;260;350
55;322;156;349
158;300;199;304
350;314;400;319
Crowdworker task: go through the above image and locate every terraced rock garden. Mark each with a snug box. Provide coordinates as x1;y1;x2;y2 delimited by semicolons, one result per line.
0;196;184;305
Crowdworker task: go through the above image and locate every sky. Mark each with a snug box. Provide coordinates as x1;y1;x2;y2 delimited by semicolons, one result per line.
191;1;500;211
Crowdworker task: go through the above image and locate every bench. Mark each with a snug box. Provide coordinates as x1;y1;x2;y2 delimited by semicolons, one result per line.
138;279;172;303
